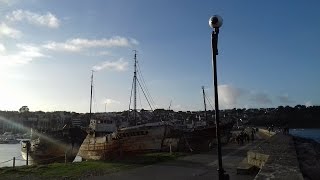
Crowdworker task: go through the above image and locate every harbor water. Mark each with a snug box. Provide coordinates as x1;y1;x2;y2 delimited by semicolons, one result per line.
290;128;320;142
0;143;25;168
0;143;82;168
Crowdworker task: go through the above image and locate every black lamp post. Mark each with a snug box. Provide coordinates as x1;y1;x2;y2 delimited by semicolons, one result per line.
209;15;229;180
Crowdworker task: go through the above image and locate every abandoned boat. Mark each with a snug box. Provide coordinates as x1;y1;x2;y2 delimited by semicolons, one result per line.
178;121;234;152
78;121;179;160
175;86;234;152
78;52;180;160
21;125;86;164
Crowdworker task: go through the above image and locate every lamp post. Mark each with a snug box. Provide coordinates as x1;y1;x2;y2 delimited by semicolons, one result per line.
209;15;229;180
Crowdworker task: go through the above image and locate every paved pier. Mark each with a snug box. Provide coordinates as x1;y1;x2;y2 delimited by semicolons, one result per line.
90;130;266;180
89;130;303;180
251;133;304;180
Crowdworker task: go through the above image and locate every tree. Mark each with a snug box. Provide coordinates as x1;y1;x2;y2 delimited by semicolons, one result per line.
19;106;29;113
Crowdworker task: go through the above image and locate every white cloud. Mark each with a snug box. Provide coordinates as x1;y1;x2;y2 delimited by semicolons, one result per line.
103;99;121;105
209;85;273;109
100;98;121;112
0;43;6;53
98;51;111;56
130;38;139;45
305;101;312;107
16;44;44;58
43;37;138;52
0;22;22;39
0;43;45;65
218;84;247;108
43;41;80;52
0;0;17;6
92;58;128;72
6;10;60;28
172;104;183;111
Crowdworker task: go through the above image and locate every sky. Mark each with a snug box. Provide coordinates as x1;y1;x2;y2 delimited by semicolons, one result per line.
0;0;319;113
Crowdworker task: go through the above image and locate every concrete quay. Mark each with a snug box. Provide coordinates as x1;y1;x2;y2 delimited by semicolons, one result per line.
89;143;259;180
89;129;304;180
250;133;304;180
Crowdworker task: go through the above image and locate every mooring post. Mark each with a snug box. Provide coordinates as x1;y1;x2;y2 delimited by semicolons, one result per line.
26;141;30;166
13;157;15;168
65;151;67;164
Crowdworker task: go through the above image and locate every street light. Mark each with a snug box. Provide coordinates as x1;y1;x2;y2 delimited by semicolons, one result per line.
209;15;229;180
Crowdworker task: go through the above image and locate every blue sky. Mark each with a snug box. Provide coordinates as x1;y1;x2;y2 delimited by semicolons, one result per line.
0;0;319;112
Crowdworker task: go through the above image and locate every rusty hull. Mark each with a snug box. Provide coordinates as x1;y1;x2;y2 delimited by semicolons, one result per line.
21;139;80;164
78;124;179;160
21;127;86;164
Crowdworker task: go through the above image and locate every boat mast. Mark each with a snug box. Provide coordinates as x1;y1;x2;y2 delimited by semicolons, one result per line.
89;70;94;119
202;86;207;121
133;50;137;125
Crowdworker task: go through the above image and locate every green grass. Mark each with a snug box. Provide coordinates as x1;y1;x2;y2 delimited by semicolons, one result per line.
0;161;131;180
0;152;187;180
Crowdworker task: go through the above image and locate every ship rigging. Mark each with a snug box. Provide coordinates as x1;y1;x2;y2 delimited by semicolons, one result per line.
128;50;156;125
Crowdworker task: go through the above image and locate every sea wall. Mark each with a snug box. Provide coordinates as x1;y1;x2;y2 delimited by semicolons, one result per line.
249;133;303;180
294;136;320;180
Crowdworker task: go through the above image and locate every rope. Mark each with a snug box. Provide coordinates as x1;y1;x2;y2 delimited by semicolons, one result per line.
138;65;156;108
0;159;13;164
0;152;68;166
137;62;156;108
138;85;143;109
15;159;26;161
205;95;214;110
0;154;22;164
183;135;193;152
128;76;134;112
92;81;98;113
138;70;154;107
136;78;153;110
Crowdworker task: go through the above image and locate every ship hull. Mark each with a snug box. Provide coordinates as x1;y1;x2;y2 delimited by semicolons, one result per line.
178;122;234;152
21;141;80;164
78;122;234;160
78;123;179;160
21;127;86;164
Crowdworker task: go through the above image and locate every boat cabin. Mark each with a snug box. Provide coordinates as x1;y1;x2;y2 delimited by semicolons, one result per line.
89;118;129;133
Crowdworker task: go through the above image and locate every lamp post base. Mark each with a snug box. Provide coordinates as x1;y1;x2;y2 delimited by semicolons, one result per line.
218;168;229;180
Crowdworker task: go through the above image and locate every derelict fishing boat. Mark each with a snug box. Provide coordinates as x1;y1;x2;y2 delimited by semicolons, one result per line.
21;125;86;164
78;52;180;160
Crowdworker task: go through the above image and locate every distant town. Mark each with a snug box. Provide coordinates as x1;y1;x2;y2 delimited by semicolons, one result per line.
1;105;319;134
